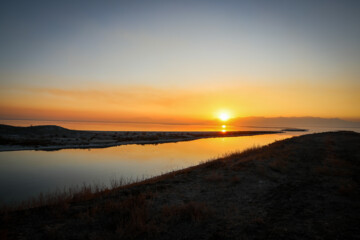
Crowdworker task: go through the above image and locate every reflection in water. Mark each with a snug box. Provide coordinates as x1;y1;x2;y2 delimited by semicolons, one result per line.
0;133;293;203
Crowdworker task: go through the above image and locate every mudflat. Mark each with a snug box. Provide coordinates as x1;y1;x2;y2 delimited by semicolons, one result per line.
0;124;282;151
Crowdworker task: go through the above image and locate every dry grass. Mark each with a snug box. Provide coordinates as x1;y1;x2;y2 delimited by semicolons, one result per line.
200;146;262;170
230;175;241;184
0;163;202;214
338;180;358;195
0;177;135;213
251;217;265;225
204;171;224;182
113;193;159;238
162;201;212;223
0;145;278;214
314;164;352;177
255;164;267;177
326;156;350;168
231;161;250;171
268;158;288;173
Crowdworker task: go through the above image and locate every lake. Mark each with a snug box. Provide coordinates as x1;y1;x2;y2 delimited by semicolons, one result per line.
0;126;359;204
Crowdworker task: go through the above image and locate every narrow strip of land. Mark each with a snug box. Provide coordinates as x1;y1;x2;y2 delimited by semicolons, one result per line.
0;124;285;151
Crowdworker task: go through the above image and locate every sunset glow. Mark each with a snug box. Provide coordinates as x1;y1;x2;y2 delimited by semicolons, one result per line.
219;112;230;122
0;1;359;128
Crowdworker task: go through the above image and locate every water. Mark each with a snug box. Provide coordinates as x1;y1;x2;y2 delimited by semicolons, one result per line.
0;124;359;204
0;133;293;203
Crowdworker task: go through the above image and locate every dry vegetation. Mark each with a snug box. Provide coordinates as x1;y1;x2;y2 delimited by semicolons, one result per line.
1;131;359;240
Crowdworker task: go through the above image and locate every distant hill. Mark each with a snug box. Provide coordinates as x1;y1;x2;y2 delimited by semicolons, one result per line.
230;117;360;128
0;124;72;136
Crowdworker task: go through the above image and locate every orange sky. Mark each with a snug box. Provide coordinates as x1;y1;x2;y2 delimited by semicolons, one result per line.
1;80;359;124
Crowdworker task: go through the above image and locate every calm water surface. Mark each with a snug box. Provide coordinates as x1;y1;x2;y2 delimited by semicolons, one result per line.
0;133;295;203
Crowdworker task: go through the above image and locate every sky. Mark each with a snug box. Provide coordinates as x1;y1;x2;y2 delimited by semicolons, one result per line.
0;0;359;125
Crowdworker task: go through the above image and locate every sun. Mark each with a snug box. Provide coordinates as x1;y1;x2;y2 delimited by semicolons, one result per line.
218;112;230;122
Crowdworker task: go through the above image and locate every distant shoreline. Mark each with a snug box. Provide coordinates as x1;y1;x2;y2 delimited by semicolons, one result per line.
0;124;295;152
0;135;271;152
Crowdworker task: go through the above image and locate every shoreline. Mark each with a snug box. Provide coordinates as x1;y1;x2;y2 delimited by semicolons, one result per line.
1;131;359;239
0;124;285;152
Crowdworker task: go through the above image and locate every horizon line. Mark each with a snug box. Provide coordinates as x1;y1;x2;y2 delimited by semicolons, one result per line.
1;116;360;125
